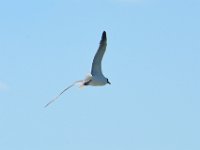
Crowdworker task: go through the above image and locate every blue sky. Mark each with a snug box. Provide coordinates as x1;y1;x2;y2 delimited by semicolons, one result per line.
0;0;200;150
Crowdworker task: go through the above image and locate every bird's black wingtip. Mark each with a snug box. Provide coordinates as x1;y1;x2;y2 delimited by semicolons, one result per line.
102;31;106;40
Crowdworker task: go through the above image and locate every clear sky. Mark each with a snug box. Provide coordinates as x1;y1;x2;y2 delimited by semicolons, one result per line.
0;0;200;150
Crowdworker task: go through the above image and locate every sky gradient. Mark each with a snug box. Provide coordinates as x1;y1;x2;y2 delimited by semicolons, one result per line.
0;0;200;150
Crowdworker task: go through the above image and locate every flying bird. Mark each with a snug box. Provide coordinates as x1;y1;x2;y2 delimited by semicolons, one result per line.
44;31;110;107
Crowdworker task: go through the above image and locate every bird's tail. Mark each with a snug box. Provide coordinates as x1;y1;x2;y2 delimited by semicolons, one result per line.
79;73;93;88
84;73;92;81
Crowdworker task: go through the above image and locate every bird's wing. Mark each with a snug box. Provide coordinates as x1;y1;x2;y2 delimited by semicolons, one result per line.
44;80;83;107
91;31;107;76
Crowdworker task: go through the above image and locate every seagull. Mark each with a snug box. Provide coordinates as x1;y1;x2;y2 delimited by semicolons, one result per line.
44;31;110;107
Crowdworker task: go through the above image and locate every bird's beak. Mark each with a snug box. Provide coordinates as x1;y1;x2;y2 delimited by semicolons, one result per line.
108;81;111;85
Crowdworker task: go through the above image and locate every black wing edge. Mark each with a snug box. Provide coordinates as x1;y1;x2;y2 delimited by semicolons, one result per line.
100;31;107;44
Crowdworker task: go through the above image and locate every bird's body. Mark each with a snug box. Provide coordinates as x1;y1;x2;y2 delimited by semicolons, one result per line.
45;31;110;107
83;74;107;86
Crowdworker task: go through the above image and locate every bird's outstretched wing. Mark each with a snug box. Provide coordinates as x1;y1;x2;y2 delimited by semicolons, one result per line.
44;80;83;107
91;31;107;76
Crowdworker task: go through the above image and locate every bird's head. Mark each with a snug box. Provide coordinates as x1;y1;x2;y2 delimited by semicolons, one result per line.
106;78;111;85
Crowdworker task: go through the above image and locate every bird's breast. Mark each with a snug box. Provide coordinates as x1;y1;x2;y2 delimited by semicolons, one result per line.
89;76;107;86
